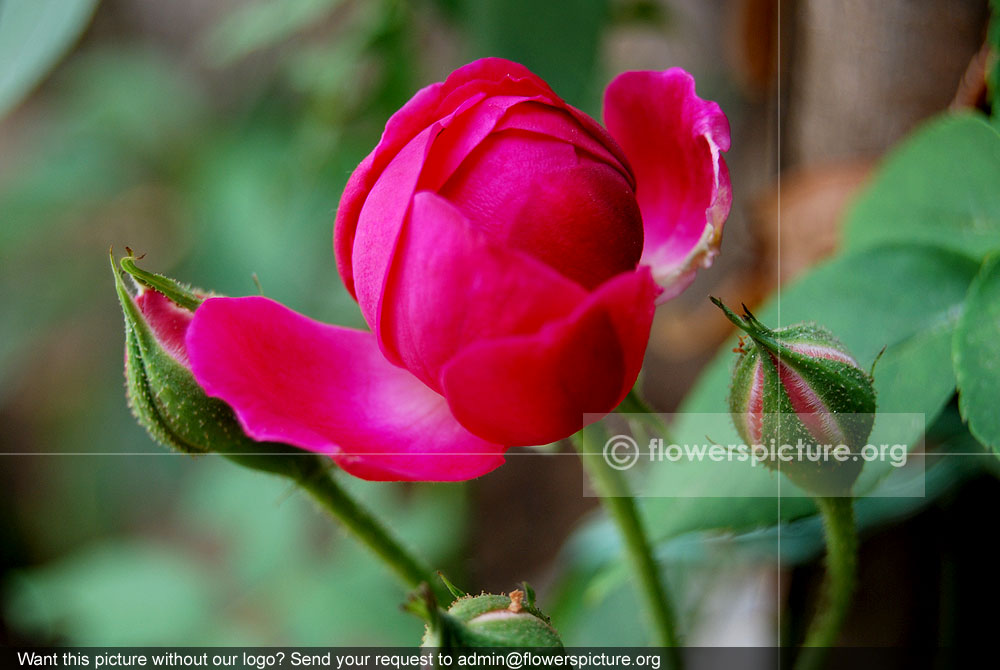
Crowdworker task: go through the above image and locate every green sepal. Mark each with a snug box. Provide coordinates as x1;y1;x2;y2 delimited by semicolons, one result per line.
437;572;467;599
120;254;205;311
520;582;537;609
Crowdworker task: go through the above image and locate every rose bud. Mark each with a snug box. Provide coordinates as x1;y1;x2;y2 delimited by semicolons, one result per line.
182;58;731;481
409;584;563;650
712;298;877;496
112;252;318;479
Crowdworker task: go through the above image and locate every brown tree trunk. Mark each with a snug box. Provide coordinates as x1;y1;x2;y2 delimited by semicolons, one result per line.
787;0;988;167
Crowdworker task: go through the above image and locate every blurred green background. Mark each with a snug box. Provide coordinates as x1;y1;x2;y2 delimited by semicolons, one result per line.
2;0;998;649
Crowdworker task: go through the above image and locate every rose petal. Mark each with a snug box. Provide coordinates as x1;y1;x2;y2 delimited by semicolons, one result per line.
417;95;547;192
350;123;440;332
433;57;559;123
603;69;731;299
438;130;643;289
335;58;561;298
492;160;644;290
494;101;635;188
186;296;506;481
440;267;659;446
380;192;587;389
134;288;194;366
349;93;541;344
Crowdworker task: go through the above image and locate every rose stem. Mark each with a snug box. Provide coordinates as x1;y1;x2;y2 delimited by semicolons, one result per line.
296;460;451;604
795;495;858;670
572;431;683;667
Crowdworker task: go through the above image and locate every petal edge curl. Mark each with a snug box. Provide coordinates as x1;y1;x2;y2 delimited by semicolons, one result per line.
603;68;732;300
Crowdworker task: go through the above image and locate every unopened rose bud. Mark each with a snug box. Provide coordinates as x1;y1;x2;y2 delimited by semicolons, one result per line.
409;582;563;650
712;298;877;496
112;251;318;479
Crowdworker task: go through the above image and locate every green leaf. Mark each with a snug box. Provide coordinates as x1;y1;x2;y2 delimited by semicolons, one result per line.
3;541;217;644
463;0;609;112
204;0;347;66
844;113;1000;261
639;244;979;539
953;253;1000;450
3;459;464;645
0;0;99;117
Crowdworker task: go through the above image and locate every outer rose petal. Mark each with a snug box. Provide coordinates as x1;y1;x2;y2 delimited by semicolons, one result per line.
440;268;659;446
350;123;441;331
185;296;506;481
603;69;732;300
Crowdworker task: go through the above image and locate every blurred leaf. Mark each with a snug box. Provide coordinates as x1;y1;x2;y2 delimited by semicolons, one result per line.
653;427;987;568
844;114;1000;261
205;0;347;66
462;0;609;111
0;48;206;393
0;138;128;251
4;457;464;645
953;253;1000;451
56;47;207;156
0;48;204;249
609;0;671;27
3;541;216;644
0;0;99;118
283;40;367;102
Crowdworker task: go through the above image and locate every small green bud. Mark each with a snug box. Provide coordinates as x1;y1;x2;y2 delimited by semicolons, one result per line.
712;298;877;496
408;582;563;651
112;251;320;480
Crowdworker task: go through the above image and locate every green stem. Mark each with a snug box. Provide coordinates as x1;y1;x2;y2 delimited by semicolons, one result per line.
795;496;858;670
572;431;683;667
297;462;450;604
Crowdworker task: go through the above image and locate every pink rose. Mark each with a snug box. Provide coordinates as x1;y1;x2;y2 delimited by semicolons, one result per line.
185;58;730;481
